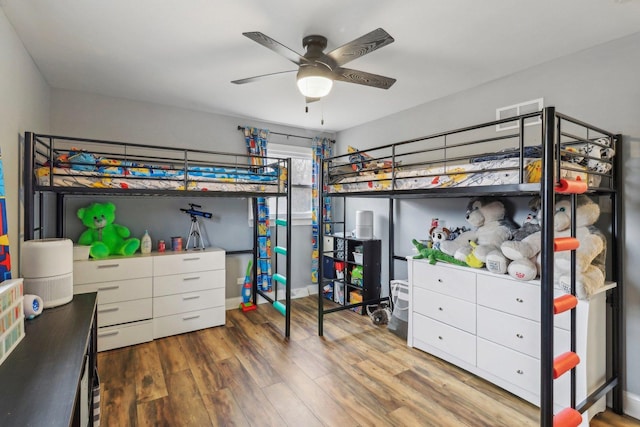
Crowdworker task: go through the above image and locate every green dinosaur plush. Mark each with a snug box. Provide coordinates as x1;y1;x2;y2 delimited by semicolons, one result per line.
412;239;468;267
77;202;140;258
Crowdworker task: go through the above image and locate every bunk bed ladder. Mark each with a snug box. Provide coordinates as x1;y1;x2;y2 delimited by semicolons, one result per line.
251;158;292;338
551;178;587;427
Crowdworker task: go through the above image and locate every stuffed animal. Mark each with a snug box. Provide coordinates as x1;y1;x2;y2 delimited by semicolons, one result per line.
486;196;542;275
412;239;468;267
500;196;606;299
77;202;141;258
429;226;450;250
439;197;519;264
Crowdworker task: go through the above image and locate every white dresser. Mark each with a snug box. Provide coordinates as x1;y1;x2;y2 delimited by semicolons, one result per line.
407;258;613;425
74;248;226;351
152;249;226;339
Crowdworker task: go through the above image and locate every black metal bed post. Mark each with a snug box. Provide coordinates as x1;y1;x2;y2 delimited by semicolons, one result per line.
612;133;624;413
56;194;65;238
539;106;556;427
318;157;326;337
388;198;394;305
23;132;34;241
285;157;292;338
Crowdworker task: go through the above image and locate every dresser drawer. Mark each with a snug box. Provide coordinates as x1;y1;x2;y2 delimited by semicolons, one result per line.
412;312;476;366
74;256;152;285
153;288;225;317
97;320;153;352
74;277;152;304
476;275;570;329
411;261;476;302
154;269;225;297
153;306;225;339
413;287;476;333
477;306;570;358
153;249;225;277
97;298;153;327
477;338;570;405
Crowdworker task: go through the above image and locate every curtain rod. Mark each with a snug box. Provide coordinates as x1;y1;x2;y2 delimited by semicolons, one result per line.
237;126;334;143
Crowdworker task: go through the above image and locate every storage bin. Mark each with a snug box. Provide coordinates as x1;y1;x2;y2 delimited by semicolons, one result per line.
352;252;363;264
350;290;363;314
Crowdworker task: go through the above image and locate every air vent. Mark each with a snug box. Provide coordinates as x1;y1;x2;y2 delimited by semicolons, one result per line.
496;98;543;131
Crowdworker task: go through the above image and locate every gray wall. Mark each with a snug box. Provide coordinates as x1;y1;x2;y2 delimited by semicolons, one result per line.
0;8;50;275
337;32;640;404
48;89;332;299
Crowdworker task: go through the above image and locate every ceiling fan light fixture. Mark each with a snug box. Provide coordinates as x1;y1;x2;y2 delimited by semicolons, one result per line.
297;75;333;98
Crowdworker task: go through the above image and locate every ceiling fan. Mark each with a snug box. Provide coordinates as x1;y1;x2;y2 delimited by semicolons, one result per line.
231;28;396;103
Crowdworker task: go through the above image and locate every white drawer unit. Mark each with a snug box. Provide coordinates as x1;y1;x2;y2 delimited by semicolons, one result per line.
152;249;225;277
407;258;612;424
412;312;476;366
152;248;226;340
74;248;226;351
97;320;153;352
74;256;154;351
411;261;476;302
413;287;476;334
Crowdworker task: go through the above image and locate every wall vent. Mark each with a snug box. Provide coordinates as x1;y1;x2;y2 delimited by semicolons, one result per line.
496;98;543;131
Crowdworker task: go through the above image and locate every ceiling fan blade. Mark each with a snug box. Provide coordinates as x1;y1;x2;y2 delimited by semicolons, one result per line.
326;28;394;67
305;97;321;104
243;32;309;66
332;67;396;89
231;69;296;85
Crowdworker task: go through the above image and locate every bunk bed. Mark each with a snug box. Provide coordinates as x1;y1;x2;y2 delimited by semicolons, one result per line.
317;107;623;427
22;131;293;337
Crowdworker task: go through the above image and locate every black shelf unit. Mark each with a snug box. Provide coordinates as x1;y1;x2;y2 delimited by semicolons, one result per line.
322;235;381;315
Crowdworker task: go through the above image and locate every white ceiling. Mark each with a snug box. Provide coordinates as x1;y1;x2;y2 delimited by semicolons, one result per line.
3;0;640;132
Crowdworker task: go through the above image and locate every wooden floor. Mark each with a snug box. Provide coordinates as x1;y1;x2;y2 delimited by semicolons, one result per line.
98;296;638;427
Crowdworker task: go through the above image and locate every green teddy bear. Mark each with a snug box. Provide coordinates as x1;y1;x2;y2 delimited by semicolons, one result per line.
77;202;140;259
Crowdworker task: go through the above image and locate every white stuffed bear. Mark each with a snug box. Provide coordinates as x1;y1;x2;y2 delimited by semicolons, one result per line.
500;195;606;299
440;197;519;264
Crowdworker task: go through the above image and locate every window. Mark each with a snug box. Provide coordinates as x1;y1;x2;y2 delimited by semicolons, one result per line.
248;143;313;226
496;98;543;131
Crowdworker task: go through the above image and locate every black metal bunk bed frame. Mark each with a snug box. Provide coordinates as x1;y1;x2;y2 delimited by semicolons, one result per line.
318;106;623;425
22;131;294;337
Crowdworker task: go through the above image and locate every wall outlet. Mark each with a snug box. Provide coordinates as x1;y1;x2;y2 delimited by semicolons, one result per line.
237;277;245;285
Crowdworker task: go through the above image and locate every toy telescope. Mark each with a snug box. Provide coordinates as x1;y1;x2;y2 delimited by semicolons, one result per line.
180;203;212;219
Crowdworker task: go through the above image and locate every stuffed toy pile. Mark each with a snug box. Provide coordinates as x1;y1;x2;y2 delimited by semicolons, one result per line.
439;197;519;265
499;195;606;299
77;202;140;258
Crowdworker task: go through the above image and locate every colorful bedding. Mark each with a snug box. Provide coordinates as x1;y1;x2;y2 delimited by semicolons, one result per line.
36;150;282;192
328;157;592;193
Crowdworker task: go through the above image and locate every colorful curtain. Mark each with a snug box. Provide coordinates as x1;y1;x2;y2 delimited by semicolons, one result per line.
311;137;333;284
244;127;272;292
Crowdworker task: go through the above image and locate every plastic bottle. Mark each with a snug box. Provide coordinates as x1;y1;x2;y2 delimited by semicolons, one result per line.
141;230;152;254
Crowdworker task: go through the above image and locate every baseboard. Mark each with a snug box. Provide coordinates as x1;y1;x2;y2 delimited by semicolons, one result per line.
624;391;640;421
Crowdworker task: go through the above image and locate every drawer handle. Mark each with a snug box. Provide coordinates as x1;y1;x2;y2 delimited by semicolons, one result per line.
183;276;201;281
437;278;443;283
98;307;119;313
97;264;120;269
438;307;443;311
183;295;201;301
438;336;443;340
516;333;524;339
183;257;200;262
516;298;524;303
183;314;201;321
98;330;119;337
98;285;119;291
516;369;524;375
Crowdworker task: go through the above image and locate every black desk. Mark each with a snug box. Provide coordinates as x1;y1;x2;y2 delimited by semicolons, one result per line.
0;292;98;426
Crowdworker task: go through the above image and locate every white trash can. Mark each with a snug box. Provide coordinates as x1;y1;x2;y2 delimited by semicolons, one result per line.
388;280;409;340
